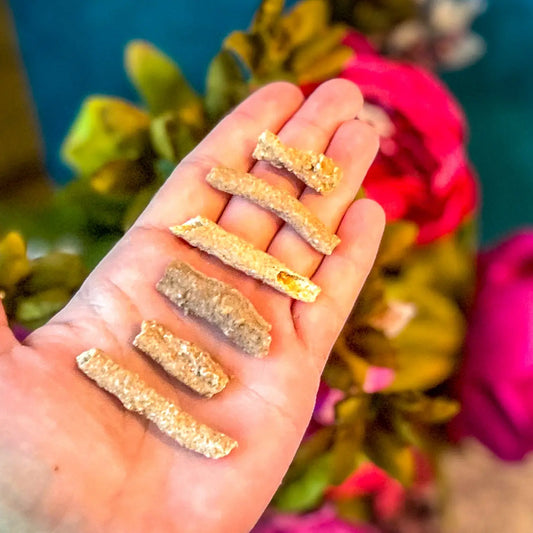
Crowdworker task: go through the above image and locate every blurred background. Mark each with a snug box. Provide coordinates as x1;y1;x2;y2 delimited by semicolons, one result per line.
1;2;533;531
2;0;532;244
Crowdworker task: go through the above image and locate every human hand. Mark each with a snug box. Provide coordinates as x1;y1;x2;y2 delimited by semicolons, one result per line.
0;79;384;533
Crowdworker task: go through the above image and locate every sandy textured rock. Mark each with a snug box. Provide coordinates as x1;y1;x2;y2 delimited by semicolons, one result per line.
206;166;340;254
133;320;229;397
253;130;342;194
77;348;237;459
157;260;272;357
170;217;320;302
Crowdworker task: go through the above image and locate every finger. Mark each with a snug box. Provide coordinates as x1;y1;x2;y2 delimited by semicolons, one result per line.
215;79;364;250
0;301;18;355
267;119;379;276
0;301;6;328
135;81;304;229
293;198;385;370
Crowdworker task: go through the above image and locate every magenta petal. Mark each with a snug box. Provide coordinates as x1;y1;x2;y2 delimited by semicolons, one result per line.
314;386;345;425
12;324;30;342
253;505;380;533
363;366;395;393
454;229;533;460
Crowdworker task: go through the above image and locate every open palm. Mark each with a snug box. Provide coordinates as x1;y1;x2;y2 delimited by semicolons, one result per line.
0;80;384;533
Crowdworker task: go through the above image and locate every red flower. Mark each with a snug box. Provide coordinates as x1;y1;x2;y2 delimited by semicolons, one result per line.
326;462;405;520
303;32;478;243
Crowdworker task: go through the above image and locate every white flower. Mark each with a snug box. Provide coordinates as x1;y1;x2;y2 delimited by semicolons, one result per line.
430;0;487;35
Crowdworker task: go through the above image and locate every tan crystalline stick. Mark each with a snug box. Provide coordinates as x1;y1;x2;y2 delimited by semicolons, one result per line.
206;167;341;255
76;348;237;459
253;130;342;194
133;320;229;398
169;217;321;302
157;261;272;357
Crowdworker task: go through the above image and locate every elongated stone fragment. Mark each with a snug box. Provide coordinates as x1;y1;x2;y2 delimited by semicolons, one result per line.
253;130;342;194
157;260;272;357
206;167;340;255
169;217;321;302
76;348;237;459
133;320;229;398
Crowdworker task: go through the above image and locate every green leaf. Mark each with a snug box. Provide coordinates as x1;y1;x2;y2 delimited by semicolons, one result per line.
365;428;415;486
344;326;396;368
330;396;367;484
331;337;367;388
376;220;419;269
290;26;350;75
332;324;395;392
121;184;160;231
283;427;334;483
15;287;72;329
273;453;331;512
351;0;416;34
251;0;285;36
280;0;330;48
323;352;357;392
223;31;262;72
348;271;387;323
90;159;154;196
297;44;353;84
80;234;121;272
59;179;129;232
22;252;87;293
154;158;176;181
403;229;476;304
335;497;372;524
125;40;203;119
391;412;427;450
0;232;30;289
385;283;465;392
61;97;150;176
390;348;458;393
150;112;199;163
205;51;250;123
395;392;461;425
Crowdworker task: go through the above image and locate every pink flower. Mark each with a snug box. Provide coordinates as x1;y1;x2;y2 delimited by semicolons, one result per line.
342;32;377;58
313;381;345;426
252;505;379;533
12;324;29;342
302;32;478;243
452;230;533;460
363;366;396;393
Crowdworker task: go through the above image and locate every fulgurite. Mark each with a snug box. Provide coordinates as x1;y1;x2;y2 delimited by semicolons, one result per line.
206;167;340;255
133;320;229;398
253;130;342;194
170;217;321;302
76;348;238;459
157;260;272;357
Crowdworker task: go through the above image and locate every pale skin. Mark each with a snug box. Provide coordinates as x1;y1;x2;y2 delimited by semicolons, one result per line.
0;79;385;532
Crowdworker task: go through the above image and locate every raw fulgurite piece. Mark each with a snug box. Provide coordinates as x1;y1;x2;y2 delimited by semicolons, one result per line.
157;260;272;357
76;348;238;459
133;320;229;398
206;167;340;255
253;130;342;194
170;217;321;302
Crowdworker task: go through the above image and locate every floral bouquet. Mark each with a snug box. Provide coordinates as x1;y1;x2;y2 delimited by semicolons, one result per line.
4;0;529;531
